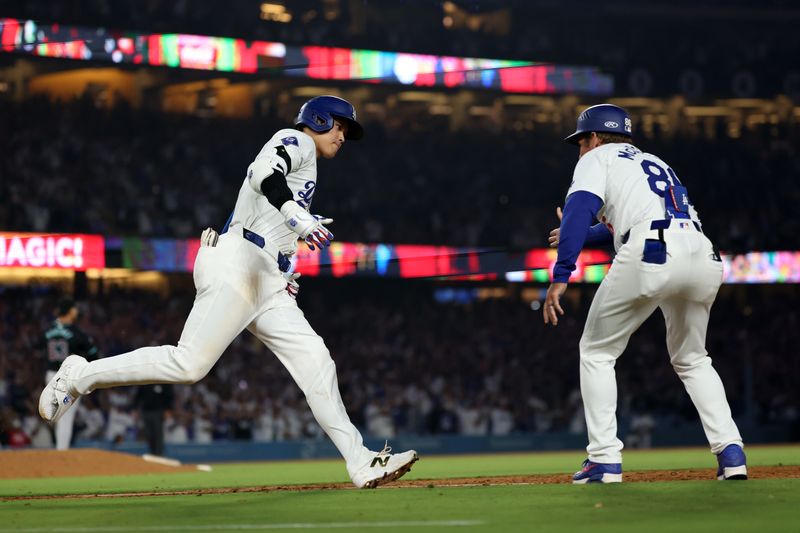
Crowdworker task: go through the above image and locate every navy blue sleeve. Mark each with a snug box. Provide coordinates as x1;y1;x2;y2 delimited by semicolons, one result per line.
586;223;613;245
553;191;604;283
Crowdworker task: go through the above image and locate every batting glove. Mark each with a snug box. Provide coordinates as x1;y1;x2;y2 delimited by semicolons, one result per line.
284;272;301;299
280;201;334;251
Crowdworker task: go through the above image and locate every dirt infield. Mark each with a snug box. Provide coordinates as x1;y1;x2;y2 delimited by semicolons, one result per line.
1;448;798;501
0;449;198;479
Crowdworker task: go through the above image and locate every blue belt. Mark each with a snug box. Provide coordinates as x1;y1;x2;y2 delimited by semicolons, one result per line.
621;219;702;245
242;228;291;272
649;219;702;232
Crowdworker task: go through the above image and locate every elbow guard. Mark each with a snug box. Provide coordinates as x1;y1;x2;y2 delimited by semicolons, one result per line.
247;160;293;208
260;172;293;208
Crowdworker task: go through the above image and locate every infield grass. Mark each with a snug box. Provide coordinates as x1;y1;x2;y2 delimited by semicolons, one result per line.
0;445;798;532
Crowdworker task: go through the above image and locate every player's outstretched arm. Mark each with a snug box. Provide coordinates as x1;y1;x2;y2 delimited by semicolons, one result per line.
552;191;602;282
545;191;603;326
245;144;334;251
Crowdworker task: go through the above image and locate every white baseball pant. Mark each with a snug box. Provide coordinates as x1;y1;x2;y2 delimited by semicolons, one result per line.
68;228;374;475
46;369;79;450
579;220;743;463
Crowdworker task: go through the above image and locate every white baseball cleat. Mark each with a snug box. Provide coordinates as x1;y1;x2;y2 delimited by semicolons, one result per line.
38;354;87;423
350;442;419;489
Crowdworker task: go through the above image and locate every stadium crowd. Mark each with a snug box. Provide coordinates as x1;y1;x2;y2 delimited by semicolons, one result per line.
2;97;798;253
1;1;798;450
1;282;797;448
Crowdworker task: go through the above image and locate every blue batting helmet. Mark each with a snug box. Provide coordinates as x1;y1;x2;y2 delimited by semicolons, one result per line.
295;95;364;140
564;104;632;145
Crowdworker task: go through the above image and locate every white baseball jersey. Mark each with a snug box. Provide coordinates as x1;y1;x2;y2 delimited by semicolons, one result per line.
227;128;318;255
569;142;743;465
566;143;700;251
58;126;384;482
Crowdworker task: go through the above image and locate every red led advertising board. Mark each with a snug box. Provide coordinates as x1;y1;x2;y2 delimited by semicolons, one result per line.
0;233;105;270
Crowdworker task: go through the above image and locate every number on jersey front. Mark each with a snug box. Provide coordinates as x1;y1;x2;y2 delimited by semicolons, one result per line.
47;339;69;362
641;160;682;198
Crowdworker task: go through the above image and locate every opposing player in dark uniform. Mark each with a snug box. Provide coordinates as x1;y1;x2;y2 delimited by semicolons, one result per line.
40;297;99;449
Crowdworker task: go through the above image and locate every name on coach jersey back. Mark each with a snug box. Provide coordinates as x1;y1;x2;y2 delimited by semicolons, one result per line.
617;144;642;160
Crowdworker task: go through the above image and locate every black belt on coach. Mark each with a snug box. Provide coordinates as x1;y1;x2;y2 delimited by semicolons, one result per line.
620;219;702;245
242;228;291;272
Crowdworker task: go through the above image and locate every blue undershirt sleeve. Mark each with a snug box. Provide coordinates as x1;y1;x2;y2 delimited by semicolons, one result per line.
553;191;604;283
586;223;613;245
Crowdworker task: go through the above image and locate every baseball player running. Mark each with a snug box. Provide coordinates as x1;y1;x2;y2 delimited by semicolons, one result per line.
39;96;418;488
544;104;746;483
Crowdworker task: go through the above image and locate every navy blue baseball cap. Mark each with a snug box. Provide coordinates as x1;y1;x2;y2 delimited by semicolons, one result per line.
564;104;633;145
295;95;363;140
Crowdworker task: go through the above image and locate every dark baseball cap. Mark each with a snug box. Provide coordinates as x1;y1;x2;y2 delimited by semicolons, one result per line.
57;297;76;316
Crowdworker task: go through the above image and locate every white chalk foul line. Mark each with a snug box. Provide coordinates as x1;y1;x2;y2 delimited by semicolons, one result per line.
0;520;486;532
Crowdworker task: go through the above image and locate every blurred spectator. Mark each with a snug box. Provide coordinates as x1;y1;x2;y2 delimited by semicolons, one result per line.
164;410;190;444
1;98;798;252
75;397;106;441
0;280;797;444
490;398;515;436
456;397;490;436
5;422;32;448
253;403;277;442
365;399;395;439
626;409;657;450
135;384;174;456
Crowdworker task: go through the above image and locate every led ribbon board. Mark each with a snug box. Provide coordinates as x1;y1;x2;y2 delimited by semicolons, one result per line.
3;231;795;282
0;18;613;95
0;233;105;270
114;237;800;284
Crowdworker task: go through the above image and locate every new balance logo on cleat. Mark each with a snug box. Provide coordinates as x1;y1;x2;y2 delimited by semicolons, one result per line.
371;456;389;468
38;354;87;423
350;443;419;489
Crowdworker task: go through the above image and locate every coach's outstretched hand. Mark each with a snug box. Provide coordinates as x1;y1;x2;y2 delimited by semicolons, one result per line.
548;206;563;248
543;282;567;325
